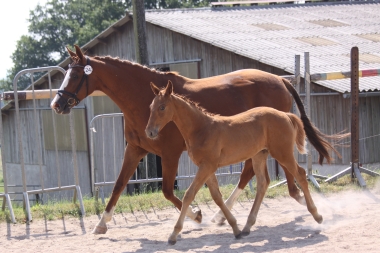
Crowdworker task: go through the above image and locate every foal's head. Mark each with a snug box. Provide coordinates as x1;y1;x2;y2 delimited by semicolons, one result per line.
145;81;174;139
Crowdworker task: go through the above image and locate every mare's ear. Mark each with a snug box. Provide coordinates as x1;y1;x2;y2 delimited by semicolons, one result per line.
150;82;160;96
74;44;86;65
164;80;173;96
66;46;77;59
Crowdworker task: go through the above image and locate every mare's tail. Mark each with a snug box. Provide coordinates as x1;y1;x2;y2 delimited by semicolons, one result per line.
286;113;307;155
282;78;350;164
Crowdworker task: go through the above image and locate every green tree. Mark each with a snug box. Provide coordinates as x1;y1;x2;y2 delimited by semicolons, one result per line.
1;0;212;91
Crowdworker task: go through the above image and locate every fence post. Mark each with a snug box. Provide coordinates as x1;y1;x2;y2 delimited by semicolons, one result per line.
0;95;16;223
304;52;320;189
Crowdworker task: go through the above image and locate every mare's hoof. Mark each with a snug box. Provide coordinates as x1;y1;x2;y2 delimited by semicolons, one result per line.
194;210;202;224
168;239;177;245
92;225;107;234
241;230;250;237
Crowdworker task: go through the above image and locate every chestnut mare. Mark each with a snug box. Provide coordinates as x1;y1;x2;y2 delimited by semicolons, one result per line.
51;45;335;234
145;81;337;244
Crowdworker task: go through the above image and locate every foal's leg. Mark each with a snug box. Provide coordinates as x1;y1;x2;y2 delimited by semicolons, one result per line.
92;144;148;234
280;160;323;224
211;159;254;224
168;165;240;245
161;152;202;223
212;160;305;224
282;165;306;206
242;151;270;236
206;174;241;237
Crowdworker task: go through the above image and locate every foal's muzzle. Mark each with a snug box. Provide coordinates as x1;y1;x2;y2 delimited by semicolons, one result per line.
145;127;159;139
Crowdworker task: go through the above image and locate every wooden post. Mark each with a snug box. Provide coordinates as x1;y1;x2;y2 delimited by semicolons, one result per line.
131;0;157;191
304;52;320;189
132;0;149;66
350;47;366;187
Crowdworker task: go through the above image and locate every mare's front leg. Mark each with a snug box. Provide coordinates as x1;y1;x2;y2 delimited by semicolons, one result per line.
92;144;148;234
161;153;202;223
242;151;269;236
211;159;254;224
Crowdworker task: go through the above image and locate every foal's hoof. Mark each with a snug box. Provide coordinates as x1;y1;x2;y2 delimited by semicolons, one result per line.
92;225;108;234
168;239;177;245
315;215;323;224
235;232;242;239
211;213;226;225
296;196;307;206
194;210;202;224
241;230;250;237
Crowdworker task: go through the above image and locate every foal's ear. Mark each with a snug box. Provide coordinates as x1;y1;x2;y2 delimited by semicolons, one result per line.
150;82;160;96
164;80;173;96
74;44;86;64
66;46;77;59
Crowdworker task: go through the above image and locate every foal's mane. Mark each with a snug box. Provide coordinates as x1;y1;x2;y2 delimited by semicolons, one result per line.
172;93;217;117
93;55;179;76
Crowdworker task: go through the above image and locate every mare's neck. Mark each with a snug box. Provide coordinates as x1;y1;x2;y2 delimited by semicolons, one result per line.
171;95;214;143
92;57;184;122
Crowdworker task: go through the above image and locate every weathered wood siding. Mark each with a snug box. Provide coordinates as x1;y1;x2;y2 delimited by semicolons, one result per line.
3;18;379;199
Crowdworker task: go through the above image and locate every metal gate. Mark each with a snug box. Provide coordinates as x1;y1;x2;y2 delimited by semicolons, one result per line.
0;66;85;222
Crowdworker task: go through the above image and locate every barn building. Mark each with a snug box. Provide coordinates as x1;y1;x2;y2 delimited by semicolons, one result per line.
1;1;379;202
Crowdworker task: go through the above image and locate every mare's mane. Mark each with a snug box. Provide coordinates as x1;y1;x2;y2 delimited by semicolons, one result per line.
172;92;217;117
93;55;179;76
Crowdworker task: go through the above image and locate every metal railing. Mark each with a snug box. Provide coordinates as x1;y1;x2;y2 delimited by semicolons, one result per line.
0;66;86;222
89;113;247;203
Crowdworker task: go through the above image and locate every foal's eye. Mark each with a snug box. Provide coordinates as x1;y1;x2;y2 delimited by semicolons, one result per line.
159;105;165;111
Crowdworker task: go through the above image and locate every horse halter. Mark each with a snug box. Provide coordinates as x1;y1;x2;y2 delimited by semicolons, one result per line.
58;56;93;107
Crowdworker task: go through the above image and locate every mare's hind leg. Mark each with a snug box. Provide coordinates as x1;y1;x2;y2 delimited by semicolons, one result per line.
93;144;148;234
277;159;322;224
211;159;254;224
242;150;270;236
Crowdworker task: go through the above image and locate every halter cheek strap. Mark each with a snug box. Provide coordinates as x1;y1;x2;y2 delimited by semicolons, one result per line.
58;57;92;106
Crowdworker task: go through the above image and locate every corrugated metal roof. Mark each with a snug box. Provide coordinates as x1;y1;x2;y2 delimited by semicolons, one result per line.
146;2;380;93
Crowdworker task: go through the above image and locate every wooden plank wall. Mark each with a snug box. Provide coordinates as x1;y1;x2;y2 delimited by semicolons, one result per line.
3;19;379;198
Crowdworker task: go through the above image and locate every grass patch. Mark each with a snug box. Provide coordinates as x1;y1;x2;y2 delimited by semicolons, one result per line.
0;171;379;224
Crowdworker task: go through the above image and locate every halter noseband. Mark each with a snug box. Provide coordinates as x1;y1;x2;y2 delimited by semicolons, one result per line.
58;57;92;106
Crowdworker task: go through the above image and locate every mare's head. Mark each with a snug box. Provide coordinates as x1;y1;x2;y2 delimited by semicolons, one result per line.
145;81;174;139
51;45;96;114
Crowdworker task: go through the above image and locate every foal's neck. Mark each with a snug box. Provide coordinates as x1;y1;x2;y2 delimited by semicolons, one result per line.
171;95;214;140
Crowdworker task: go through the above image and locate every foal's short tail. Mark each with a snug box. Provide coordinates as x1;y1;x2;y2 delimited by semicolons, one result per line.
287;113;307;155
282;78;350;165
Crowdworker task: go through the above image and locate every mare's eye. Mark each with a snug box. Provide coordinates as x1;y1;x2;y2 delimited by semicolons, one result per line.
159;105;165;111
71;74;79;80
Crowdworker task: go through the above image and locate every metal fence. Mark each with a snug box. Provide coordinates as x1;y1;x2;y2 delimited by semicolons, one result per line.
0;67;85;222
89;113;255;203
1;51;380;220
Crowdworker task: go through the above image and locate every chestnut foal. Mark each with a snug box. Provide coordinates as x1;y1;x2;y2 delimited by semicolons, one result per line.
145;81;335;245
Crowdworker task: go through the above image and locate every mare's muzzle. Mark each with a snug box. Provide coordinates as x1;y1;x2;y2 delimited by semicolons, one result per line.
52;57;92;114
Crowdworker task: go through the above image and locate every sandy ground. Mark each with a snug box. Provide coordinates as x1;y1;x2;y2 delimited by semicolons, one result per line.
1;187;380;253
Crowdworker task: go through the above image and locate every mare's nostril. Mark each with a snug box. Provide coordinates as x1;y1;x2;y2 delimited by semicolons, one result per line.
51;102;60;109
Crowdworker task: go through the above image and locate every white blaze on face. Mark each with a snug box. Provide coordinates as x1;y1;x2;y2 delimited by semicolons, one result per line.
50;68;72;108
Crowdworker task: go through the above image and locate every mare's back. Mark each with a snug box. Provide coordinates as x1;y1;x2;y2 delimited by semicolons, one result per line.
181;69;292;116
